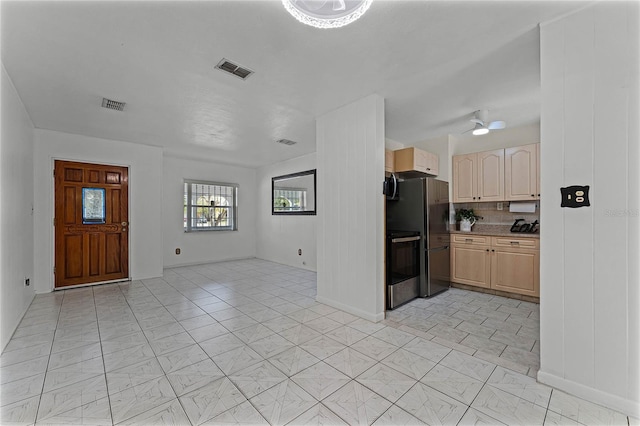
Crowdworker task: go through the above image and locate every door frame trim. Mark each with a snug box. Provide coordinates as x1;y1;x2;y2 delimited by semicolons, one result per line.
50;157;132;291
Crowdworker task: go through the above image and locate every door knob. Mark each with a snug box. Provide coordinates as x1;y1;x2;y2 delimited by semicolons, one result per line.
121;222;128;226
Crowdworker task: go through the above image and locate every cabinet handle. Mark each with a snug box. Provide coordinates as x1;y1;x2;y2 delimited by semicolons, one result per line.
427;168;431;171
486;249;489;252
478;197;481;200
491;249;495;252
538;193;540;197
465;238;473;242
473;197;476;200
531;194;535;197
510;241;520;245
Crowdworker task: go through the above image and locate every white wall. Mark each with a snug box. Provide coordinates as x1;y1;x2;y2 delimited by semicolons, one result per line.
33;129;164;293
539;2;639;417
1;65;35;350
256;153;317;271
163;155;257;267
385;138;405;151
317;94;385;322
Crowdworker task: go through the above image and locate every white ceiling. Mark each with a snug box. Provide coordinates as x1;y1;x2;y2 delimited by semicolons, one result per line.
1;1;587;168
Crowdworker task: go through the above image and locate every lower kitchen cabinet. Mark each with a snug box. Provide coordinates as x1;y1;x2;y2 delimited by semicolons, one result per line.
451;236;491;288
491;246;539;296
450;234;539;297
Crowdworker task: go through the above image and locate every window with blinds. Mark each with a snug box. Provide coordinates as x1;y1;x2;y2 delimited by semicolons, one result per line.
183;180;238;232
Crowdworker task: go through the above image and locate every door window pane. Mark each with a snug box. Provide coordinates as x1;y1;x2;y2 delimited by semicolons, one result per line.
82;188;106;224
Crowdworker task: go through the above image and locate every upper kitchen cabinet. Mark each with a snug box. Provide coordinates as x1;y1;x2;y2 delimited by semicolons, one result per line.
452;149;504;202
505;143;538;200
452;153;477;202
385;150;395;173
424;150;439;176
477;150;505;202
394;147;439;176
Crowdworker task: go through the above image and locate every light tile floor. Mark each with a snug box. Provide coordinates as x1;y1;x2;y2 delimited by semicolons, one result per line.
0;259;633;425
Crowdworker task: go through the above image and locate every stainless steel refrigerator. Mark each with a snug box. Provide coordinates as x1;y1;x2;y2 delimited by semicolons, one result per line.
387;177;451;298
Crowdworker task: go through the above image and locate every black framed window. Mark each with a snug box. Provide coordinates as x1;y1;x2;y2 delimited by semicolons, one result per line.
272;170;316;215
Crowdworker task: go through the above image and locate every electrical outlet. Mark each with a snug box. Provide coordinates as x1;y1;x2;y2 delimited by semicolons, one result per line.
24;277;30;287
175;248;181;255
298;249;302;256
561;185;590;208
497;202;503;211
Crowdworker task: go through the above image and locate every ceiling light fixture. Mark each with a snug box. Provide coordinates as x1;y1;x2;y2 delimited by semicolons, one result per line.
468;110;506;136
282;0;372;29
472;123;489;136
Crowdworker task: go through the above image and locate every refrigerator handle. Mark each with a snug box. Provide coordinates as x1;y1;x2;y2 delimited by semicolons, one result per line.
391;173;397;199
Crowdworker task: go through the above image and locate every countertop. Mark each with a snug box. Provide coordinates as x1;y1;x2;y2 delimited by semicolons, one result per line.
450;224;540;239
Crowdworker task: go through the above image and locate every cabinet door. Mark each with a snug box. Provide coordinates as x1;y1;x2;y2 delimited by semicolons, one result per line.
477;149;504;202
414;149;428;173
451;243;491;288
452;154;477;202
536;143;540;199
385;150;395;173
505;144;537;200
490;247;539;297
425;151;439;176
394;147;420;173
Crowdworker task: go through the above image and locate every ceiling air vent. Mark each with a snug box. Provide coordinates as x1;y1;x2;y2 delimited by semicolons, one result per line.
215;58;254;80
101;98;126;111
276;139;297;146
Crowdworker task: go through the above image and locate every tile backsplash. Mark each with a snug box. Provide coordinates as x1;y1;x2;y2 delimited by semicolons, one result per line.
453;201;540;226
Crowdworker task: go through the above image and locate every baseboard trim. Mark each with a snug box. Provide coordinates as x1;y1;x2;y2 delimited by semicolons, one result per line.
1;292;36;352
537;370;639;418
315;296;384;323
163;256;255;269
254;256;317;273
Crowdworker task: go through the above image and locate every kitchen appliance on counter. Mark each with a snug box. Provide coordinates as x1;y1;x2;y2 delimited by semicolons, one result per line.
386;230;421;309
387;178;450;301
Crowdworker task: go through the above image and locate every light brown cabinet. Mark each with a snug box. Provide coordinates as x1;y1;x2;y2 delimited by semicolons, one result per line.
452;154;477;202
491;245;539;297
385;150;395;173
453;144;539;202
452;149;504;202
394;147;438;176
450;234;539;297
505;144;538;200
450;235;491;288
477;150;505;202
424;151;439;176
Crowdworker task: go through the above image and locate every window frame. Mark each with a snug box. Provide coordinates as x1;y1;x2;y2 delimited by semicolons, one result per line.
183;179;238;232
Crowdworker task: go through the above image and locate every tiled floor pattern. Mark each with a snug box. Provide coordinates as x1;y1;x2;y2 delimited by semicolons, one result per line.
1;259;633;425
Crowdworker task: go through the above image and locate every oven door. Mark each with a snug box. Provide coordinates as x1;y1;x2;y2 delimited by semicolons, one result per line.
387;234;420;309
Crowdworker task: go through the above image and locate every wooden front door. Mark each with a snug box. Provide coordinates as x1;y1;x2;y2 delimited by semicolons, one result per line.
54;160;129;288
